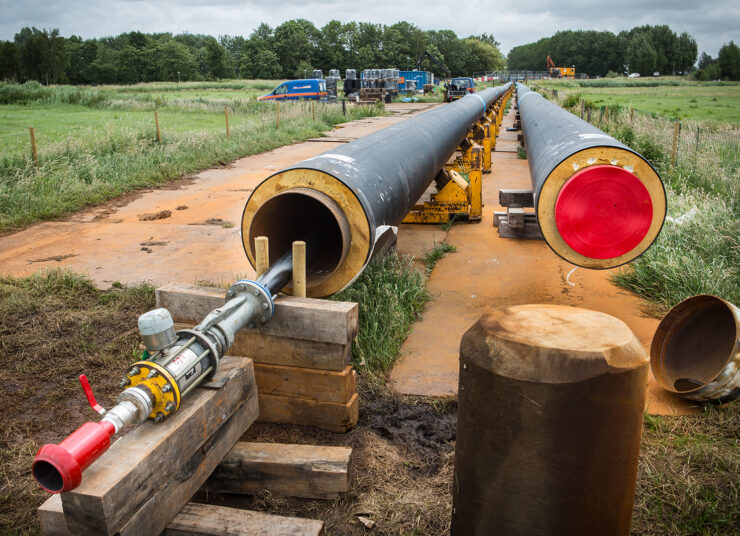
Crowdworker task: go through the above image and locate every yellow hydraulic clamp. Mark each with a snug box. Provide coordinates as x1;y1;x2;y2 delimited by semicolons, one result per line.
403;138;483;223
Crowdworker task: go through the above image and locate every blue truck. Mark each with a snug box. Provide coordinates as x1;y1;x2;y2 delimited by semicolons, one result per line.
258;79;328;101
445;77;475;102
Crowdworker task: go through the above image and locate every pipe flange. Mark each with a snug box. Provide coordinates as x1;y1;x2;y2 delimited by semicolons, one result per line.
226;280;274;328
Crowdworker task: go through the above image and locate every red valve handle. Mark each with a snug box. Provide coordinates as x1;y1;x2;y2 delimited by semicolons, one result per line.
79;374;106;416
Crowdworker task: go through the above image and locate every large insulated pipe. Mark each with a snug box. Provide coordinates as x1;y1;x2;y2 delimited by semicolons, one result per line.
516;83;666;269
241;84;513;297
651;294;740;403
452;304;649;535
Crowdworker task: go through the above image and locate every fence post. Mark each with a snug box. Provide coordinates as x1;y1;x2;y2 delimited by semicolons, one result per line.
670;121;680;168
154;111;162;144
224;105;230;139
587;108;592;123
599;106;604;125
604;106;610;122
580;100;584;119
312;100;316;121
342;98;346;116
276;102;280;130
695;127;700;152
29;127;39;167
630;108;634;122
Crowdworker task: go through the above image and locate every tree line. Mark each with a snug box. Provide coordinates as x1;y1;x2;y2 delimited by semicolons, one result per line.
0;21;505;85
507;25;700;77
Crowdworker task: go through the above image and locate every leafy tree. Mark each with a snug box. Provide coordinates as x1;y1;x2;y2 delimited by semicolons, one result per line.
274;19;317;78
294;60;314;79
252;49;282;78
626;34;657;75
205;37;228;79
0;41;19;81
717;41;740;80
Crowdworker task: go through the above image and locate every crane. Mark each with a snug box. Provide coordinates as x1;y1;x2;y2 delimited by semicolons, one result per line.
416;50;451;78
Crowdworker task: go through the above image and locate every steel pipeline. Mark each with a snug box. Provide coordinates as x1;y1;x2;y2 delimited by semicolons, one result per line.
242;83;513;297
516;83;666;269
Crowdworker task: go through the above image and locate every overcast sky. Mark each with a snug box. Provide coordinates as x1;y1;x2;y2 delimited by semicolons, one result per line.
0;0;736;57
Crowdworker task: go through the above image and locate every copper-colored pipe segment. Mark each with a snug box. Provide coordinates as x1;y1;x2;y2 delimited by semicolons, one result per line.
452;304;649;536
651;294;740;402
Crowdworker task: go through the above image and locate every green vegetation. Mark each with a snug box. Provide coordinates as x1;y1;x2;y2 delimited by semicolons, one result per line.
0;269;155;534
551;88;739;309
535;78;740;124
422;241;457;272
508;25;698;77
633;406;740;535
0;23;505;85
0;81;383;231
332;252;430;372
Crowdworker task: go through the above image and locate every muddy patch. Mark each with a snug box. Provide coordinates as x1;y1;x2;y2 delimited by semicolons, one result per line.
28;253;78;263
189;218;233;227
140;240;169;247
176;205;189;210
363;397;456;457
138;210;172;221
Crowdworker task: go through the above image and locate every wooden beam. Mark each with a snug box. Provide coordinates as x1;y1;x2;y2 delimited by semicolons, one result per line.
164;503;324;536
157;283;358;345
230;331;351;371
117;398;259;536
258;392;359;433
61;357;257;536
205;442;351;500
254;364;356;403
39;496;323;536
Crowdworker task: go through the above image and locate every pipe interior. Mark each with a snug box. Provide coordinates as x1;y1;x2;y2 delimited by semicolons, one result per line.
249;190;349;288
32;461;64;493
662;299;736;391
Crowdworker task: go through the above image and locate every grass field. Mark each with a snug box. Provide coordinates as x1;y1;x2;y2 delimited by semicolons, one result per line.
534;77;740;124
0;80;383;232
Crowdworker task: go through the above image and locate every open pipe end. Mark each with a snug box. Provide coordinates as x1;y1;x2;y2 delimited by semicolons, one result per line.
651;295;740;402
248;188;351;291
32;421;115;493
554;165;653;260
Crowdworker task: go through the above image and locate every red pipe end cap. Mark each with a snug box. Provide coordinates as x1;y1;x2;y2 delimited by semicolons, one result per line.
33;444;83;493
555;165;653;260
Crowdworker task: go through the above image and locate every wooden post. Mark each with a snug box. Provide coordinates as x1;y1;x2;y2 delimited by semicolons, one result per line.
580;100;584;119
29;127;39;167
276;102;280;130
312;100;316;120
342;98;346;116
292;241;306;298
670;121;680;168
255;236;269;278
630;108;634;122
224;105;230;139
154;110;162;144
587;107;591;123
604;106;610;121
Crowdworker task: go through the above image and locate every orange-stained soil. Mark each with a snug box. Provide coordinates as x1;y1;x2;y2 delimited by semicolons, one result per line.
390;107;697;416
0;101;691;415
0;104;436;289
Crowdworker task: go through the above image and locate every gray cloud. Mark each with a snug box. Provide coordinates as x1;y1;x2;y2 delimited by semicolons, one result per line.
0;0;736;57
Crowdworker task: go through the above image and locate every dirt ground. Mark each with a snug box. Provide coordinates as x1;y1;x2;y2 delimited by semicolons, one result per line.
2;101;737;535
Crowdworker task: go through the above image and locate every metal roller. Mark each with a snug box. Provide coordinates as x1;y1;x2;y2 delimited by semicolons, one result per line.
241;83;513;297
516;83;666;269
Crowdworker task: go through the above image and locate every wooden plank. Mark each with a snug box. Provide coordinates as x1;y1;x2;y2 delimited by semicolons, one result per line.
38;495;73;536
175;324;351;371
499;189;534;207
233;332;351;371
117;397;260;536
40;496;322;536
157;283;358;344
164;503;324;536
258;392;359;433
204;442;352;499
254;364;356;403
61;357;257;536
